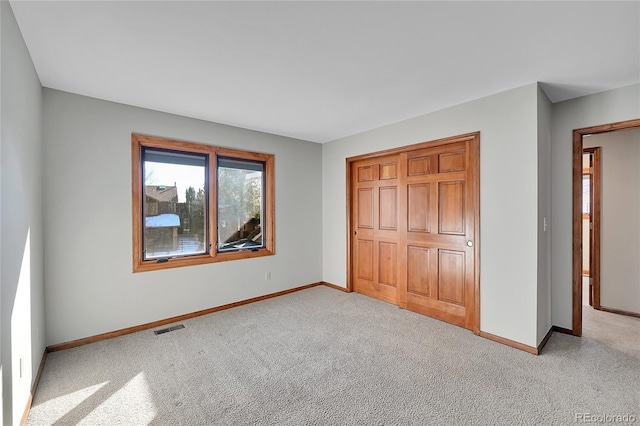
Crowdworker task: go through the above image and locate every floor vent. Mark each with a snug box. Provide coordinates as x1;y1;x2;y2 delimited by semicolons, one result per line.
154;324;185;335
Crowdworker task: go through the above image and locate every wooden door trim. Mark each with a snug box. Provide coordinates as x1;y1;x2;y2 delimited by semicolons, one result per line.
572;119;640;336
346;158;354;292
582;147;601;310
469;136;480;335
347;132;479;163
346;132;480;333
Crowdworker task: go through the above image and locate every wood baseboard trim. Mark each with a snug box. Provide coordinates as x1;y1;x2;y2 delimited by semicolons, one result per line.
552;325;574;336
537;327;554;354
47;282;322;353
479;331;538;355
599;306;640;319
20;349;48;426
321;281;350;292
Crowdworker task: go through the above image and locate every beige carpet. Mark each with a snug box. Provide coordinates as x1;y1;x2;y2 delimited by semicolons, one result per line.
27;286;639;425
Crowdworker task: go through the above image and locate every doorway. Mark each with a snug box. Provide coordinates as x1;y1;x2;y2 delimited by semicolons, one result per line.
572;119;640;336
347;132;480;333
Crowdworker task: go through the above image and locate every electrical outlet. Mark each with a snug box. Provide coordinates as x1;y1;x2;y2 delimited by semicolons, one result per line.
265;272;271;280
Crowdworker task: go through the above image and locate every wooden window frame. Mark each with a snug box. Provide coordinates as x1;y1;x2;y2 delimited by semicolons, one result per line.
132;134;275;273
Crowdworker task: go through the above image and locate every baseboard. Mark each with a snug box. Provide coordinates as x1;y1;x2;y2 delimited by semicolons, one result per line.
321;281;350;292
479;331;538;355
19;349;48;426
536;327;554;354
47;282;322;353
552;325;574;335
599;306;640;319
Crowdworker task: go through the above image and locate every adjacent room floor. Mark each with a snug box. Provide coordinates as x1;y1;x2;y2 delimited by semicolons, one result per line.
27;286;639;425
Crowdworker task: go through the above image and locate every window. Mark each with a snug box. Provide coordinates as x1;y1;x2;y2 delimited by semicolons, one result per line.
217;157;265;252
582;174;591;216
143;149;208;260
132;134;274;272
582;174;590;215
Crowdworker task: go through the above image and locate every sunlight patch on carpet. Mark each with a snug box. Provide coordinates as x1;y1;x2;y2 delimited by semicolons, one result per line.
80;373;157;425
32;381;108;424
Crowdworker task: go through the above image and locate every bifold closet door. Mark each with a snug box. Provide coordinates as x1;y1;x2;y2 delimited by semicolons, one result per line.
351;134;478;331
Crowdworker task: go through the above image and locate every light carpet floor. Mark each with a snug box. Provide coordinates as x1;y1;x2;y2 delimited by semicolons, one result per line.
27;286;640;425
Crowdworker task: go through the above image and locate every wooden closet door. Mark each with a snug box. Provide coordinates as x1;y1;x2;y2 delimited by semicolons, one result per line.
352;155;402;305
402;139;477;329
350;133;479;332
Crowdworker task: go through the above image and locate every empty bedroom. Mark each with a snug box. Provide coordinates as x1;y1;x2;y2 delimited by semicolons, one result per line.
1;1;638;425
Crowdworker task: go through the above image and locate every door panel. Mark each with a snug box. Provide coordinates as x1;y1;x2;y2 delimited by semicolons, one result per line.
408;156;433;176
439;150;466;172
407;246;432;297
379;187;398;230
358;188;374;229
380;162;398;179
358;165;374;182
438;250;465;305
439;181;465;235
351;134;478;331
378;242;398;287
407;184;431;232
357;240;374;281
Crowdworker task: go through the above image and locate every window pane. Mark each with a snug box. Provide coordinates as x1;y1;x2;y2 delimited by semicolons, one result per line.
217;157;264;252
583;175;590;214
143;149;207;259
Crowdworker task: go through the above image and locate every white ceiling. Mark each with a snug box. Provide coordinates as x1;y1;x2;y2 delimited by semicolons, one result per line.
9;1;640;143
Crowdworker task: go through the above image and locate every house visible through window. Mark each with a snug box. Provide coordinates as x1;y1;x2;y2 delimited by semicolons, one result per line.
143;149;208;260
132;134;274;272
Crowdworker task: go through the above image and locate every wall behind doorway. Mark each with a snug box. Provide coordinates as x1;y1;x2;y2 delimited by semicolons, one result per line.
583;128;640;314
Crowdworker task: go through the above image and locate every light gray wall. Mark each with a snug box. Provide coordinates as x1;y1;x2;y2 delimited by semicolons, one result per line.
1;3;4;421
323;84;541;347
1;2;45;425
537;86;553;344
551;84;640;329
584;128;640;313
43;89;323;346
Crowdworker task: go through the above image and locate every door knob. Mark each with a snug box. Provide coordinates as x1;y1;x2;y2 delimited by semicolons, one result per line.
466;240;473;247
